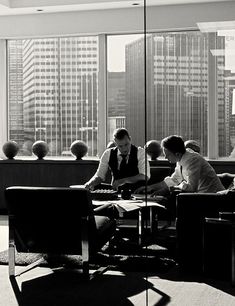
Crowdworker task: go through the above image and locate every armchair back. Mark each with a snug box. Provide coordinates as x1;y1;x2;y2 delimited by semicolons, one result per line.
176;189;235;274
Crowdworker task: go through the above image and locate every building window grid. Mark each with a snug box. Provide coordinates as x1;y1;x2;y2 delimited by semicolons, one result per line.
6;31;235;158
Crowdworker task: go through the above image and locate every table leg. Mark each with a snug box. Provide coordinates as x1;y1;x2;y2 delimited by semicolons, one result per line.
138;210;142;245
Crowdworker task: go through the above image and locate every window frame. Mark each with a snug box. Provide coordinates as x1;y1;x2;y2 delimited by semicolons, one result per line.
0;30;229;160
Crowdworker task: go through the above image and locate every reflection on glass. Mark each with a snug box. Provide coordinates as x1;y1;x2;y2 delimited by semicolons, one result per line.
8;37;99;157
108;32;210;155
217;30;235;158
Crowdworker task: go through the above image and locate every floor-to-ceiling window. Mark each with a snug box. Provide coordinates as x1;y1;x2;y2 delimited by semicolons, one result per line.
8;36;99;157
7;29;235;159
107;30;235;159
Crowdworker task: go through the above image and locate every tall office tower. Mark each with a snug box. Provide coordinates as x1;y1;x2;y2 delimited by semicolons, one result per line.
220;32;235;157
8;40;24;149
107;72;126;141
225;78;235;157
21;37;98;156
125;32;226;156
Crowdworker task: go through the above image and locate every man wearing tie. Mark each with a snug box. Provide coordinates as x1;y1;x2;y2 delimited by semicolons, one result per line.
135;134;225;196
85;128;150;191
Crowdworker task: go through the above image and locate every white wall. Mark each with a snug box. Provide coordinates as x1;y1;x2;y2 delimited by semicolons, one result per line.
0;1;235;38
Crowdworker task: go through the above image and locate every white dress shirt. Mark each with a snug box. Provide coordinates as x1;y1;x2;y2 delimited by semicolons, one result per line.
164;149;225;193
95;146;150;181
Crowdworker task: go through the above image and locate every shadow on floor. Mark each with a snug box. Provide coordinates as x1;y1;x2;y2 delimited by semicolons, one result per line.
10;269;170;306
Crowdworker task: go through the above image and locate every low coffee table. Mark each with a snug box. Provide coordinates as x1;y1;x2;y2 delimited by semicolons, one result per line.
93;198;166;245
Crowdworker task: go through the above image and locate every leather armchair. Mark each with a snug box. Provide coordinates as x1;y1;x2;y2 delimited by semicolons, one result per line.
5;186;116;279
176;173;235;274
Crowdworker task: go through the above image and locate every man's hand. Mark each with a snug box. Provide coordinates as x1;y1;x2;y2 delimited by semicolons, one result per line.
84;176;102;191
150;190;163;197
169;186;182;194
150;186;170;197
84;182;95;191
134;185;154;194
112;179;126;190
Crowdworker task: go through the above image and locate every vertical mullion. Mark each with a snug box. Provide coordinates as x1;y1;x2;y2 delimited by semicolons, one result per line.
0;39;7;157
208;32;218;159
98;34;107;157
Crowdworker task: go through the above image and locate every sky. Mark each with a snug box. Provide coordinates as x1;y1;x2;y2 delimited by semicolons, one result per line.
107;34;143;72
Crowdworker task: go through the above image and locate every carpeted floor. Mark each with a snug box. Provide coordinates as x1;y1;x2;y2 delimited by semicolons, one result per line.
1;221;235;305
0;240;176;273
1;238;235;306
0;226;177;273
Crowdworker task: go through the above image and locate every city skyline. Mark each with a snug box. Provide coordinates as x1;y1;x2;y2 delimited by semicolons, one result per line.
7;31;235;158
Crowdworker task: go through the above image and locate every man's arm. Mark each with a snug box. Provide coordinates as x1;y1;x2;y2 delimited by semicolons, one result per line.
134;180;169;194
164;164;182;188
112;173;146;190
84;175;103;190
177;156;201;192
84;150;110;190
150;181;170;196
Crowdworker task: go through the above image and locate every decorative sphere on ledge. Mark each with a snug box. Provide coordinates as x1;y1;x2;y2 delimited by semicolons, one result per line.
32;140;49;160
2;141;19;159
70;140;88;160
145;140;162;160
107;141;116;149
184;140;200;154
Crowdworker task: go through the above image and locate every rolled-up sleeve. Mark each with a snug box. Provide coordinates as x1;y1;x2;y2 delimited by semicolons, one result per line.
178;156;200;192
137;148;150;179
95;149;110;181
164;164;182;187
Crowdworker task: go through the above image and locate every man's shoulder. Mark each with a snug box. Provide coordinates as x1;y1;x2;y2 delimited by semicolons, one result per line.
101;148;113;159
186;150;202;159
184;150;204;164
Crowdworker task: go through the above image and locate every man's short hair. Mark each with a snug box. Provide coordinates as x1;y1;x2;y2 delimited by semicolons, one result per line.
113;128;130;140
161;135;186;154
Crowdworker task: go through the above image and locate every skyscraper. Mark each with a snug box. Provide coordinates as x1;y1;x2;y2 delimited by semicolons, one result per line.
107;71;126;141
125;32;227;156
9;37;99;156
8;40;24;150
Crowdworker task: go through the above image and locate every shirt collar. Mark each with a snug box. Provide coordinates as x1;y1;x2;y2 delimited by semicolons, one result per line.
117;149;130;157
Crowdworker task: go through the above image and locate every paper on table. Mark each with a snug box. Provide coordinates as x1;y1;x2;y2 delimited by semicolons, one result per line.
92;199;142;208
70;185;85;189
116;200;165;210
92;199;165;218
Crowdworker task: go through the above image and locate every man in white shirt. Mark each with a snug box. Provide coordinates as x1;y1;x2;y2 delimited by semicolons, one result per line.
85;128;150;191
135;135;225;195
